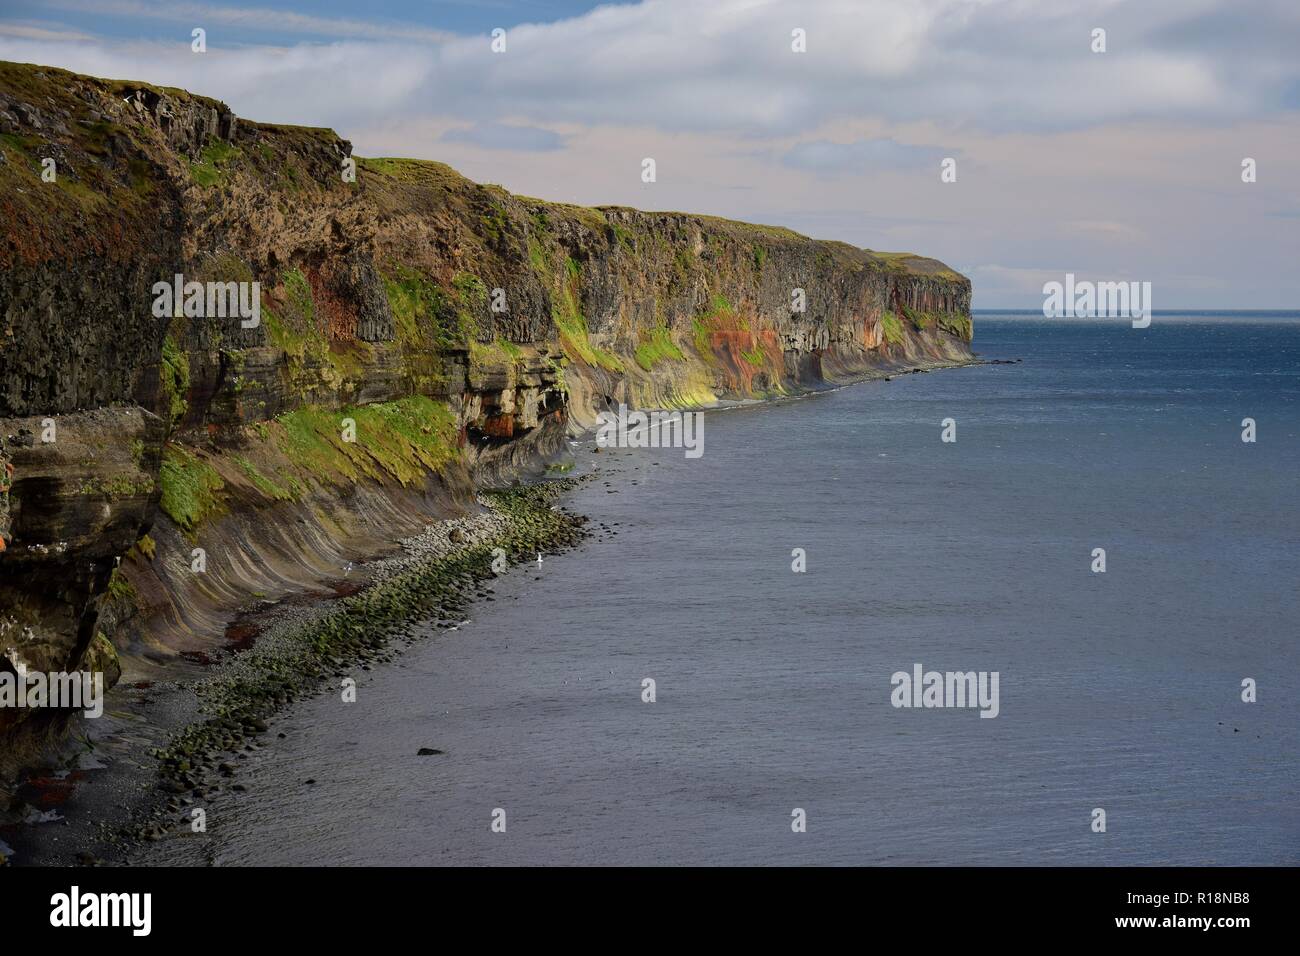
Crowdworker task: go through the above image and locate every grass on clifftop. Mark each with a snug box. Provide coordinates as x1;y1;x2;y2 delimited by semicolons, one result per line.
870;250;966;282
356;156;467;190
354;150;956;283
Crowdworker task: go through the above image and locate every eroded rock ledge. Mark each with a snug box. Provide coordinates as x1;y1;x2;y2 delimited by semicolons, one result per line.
0;61;973;763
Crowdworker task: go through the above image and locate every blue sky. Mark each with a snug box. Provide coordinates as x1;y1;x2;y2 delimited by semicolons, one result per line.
1;0;1297;308
1;1;608;41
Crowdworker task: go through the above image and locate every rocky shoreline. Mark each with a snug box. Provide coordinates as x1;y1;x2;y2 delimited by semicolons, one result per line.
1;478;592;865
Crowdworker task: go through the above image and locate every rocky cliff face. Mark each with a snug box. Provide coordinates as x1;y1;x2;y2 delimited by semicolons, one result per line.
0;62;972;762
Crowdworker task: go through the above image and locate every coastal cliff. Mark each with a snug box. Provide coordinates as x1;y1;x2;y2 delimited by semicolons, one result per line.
0;61;973;763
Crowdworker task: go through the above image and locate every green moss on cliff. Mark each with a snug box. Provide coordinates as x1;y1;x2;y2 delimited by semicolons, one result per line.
527;236;549;273
690;296;750;364
531;240;623;370
881;312;904;347
611;222;635;251
897;308;971;340
283;266;312;315
936;311;973;340
77;474;155;499
160;334;190;430
136;533;156;561
152;395;459;536
263;269;318;357
634;324;684;371
233;455;294;501
264;268;377;392
904;304;934;331
0;131;42;154
479;203;509;245
470;338;523;366
188;139;240;188
106;567;136;603
550;258;624;372
160;444;225;533
383;267;473;355
274;396;457;487
451;272;488;332
553;308;623;372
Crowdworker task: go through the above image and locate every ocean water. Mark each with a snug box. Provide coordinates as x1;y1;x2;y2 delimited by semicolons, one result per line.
155;314;1300;866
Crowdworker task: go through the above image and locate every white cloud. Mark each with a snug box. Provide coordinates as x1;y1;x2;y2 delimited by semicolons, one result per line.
441;122;566;152
1064;220;1148;243
781;138;951;173
5;0;1296;135
0;37;436;127
0;21;96;42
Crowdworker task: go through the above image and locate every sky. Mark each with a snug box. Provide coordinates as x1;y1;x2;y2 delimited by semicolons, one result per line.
1;0;1297;308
